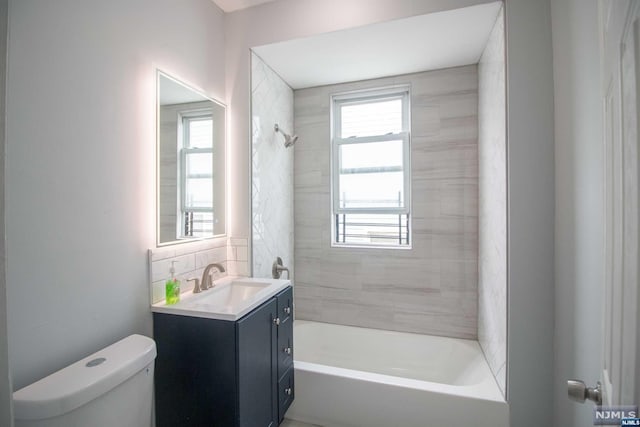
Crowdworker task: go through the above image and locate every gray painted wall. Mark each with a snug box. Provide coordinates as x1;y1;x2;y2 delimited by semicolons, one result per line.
6;0;225;390
505;0;555;425
551;0;603;425
0;0;11;423
293;66;479;339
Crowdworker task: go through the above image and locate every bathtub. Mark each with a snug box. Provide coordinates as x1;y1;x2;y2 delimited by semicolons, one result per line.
286;321;509;427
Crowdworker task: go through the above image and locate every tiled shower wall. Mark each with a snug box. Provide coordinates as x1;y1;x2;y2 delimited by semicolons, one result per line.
478;7;507;396
251;53;295;279
294;65;479;339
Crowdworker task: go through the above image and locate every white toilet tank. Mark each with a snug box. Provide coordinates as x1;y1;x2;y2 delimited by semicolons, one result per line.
13;334;156;427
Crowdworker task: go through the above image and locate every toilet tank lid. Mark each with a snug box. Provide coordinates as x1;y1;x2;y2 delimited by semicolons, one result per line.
13;334;156;421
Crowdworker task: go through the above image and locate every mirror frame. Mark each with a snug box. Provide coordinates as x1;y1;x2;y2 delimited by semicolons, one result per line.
156;70;227;247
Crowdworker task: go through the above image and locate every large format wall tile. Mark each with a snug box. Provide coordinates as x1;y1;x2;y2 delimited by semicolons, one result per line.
478;7;507;396
251;53;295;279
294;65;479;339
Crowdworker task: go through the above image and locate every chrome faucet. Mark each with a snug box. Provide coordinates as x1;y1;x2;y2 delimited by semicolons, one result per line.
200;262;225;291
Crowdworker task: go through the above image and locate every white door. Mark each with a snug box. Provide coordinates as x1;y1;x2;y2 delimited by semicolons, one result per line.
600;0;640;407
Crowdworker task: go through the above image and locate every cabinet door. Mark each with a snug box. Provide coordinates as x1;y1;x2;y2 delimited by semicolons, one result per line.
153;314;237;427
237;298;278;427
276;287;294;378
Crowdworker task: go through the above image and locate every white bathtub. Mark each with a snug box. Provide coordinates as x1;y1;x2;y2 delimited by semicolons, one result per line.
286;321;509;427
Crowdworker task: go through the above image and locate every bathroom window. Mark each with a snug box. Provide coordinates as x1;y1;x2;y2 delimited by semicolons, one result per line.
331;87;411;247
180;113;214;238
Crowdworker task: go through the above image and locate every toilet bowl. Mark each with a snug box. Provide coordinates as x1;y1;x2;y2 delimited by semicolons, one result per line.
13;334;156;427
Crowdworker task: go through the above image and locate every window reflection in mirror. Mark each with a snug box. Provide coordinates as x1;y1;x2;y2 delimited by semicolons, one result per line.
157;71;226;246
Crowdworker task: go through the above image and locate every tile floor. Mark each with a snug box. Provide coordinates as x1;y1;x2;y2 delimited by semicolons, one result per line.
281;419;322;427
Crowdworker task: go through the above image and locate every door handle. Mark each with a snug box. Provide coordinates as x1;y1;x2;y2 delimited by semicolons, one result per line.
567;379;602;405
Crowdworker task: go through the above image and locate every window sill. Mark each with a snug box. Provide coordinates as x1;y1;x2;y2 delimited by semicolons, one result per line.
330;242;412;251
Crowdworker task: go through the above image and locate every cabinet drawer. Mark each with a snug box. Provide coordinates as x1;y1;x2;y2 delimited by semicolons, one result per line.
277;367;294;423
277;287;293;324
278;331;293;379
277;287;294;375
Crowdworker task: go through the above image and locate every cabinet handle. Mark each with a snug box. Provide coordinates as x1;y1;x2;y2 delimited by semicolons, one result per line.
283;347;291;355
283;307;291;315
273;317;280;326
284;387;292;396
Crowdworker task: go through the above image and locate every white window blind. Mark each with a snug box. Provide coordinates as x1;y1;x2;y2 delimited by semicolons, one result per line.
331;87;411;247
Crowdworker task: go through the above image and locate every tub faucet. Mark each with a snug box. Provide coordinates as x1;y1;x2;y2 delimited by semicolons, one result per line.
272;257;290;279
201;262;225;291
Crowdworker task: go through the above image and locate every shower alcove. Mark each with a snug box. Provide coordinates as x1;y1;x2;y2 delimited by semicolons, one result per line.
249;3;508;426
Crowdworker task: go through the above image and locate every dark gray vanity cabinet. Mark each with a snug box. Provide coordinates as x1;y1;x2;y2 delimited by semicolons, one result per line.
275;286;294;422
153;286;294;427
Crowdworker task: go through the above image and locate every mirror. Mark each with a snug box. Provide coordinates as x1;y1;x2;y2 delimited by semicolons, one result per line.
157;71;226;246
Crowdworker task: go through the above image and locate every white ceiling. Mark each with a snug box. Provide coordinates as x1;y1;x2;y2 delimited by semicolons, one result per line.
212;0;277;13
252;2;503;89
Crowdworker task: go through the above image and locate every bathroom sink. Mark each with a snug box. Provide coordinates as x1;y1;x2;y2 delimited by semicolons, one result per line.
151;276;290;321
183;280;270;310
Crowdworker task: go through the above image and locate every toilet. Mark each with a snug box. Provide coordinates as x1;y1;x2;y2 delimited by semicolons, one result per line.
13;334;156;427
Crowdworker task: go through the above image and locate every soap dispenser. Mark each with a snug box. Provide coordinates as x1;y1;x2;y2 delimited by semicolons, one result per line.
165;260;180;305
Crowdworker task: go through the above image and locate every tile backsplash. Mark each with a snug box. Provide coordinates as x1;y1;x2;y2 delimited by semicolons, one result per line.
149;237;249;304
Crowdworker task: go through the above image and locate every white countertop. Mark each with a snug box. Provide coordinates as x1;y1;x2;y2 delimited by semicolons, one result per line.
151;276;291;321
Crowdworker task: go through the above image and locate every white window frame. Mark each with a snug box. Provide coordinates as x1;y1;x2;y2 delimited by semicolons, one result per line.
178;110;214;237
330;86;411;247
